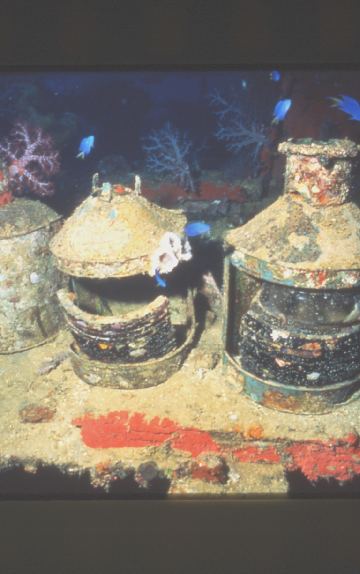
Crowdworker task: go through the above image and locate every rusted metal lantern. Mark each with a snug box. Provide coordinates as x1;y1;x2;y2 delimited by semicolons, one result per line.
0;198;64;353
50;176;196;389
223;138;360;414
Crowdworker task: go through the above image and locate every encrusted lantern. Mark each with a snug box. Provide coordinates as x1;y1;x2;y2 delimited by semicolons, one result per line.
223;138;360;414
0;198;64;353
50;176;196;389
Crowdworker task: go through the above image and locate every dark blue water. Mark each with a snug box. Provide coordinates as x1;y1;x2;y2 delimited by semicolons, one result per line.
1;69;359;215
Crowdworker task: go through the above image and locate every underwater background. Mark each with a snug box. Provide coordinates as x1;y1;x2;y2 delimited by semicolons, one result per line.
1;69;360;216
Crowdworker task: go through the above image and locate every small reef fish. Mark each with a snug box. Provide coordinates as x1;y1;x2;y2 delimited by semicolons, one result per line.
270;70;281;82
272;98;292;123
77;135;95;159
184;221;211;237
328;95;360;121
241;79;248;90
155;269;167;288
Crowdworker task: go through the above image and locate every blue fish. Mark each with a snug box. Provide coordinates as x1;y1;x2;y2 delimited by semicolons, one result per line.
155;269;167;288
270;70;281;82
272;98;292;124
77;135;95;159
184;221;211;237
329;95;360;121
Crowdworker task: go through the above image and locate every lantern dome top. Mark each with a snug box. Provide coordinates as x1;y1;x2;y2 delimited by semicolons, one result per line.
226;138;360;289
50;176;187;279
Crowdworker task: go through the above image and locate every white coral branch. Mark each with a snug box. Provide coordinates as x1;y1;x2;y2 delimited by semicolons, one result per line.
209;90;267;166
143;123;196;193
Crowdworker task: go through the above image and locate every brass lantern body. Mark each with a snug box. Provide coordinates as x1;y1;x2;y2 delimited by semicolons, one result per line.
223;139;360;414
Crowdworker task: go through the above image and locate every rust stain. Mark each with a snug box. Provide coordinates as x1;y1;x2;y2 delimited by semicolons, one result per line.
19;403;56;423
299;342;322;353
245;425;265;439
262;390;304;413
285;341;323;359
262;389;330;414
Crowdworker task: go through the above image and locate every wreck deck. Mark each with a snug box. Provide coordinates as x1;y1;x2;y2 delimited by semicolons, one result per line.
1;314;360;497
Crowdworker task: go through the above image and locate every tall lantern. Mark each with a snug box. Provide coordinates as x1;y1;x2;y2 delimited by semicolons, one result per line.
223;139;360;414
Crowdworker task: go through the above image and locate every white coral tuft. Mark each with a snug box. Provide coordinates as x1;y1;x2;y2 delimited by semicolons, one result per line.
150;232;192;276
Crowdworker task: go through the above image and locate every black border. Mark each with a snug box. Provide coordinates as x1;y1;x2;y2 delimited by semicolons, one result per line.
1;1;360;573
0;0;359;68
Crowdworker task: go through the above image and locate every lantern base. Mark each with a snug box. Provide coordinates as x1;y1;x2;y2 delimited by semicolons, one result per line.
225;352;360;414
69;318;196;389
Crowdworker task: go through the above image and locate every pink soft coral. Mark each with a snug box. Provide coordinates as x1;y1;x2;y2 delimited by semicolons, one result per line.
0;122;60;197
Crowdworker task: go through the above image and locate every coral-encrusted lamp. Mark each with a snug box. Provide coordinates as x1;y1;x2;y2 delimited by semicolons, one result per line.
223;138;360;414
50;176;196;389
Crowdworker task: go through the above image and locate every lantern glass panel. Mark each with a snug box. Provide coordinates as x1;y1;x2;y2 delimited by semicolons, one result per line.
259;283;360;327
225;262;263;355
234;279;360;390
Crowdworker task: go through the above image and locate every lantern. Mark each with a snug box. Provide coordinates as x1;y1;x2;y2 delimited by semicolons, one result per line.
50;176;196;389
0;198;64;353
223;138;360;414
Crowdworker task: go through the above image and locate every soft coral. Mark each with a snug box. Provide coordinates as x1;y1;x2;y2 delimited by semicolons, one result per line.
0;121;60;197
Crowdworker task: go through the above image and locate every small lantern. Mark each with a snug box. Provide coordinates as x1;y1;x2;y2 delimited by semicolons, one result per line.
223;138;360;414
0;198;64;353
50;176;196;389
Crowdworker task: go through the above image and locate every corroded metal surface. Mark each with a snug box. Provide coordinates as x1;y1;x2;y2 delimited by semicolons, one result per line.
0;197;61;238
0;199;65;353
69;319;196;389
237;289;360;388
50;186;187;279
279;139;360;207
57;288;177;363
224;352;360;414
227;194;360;289
226;138;360;289
50;181;195;389
225;259;360;413
241;364;360;415
279;138;359;158
224;138;360;413
67;292;196;389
